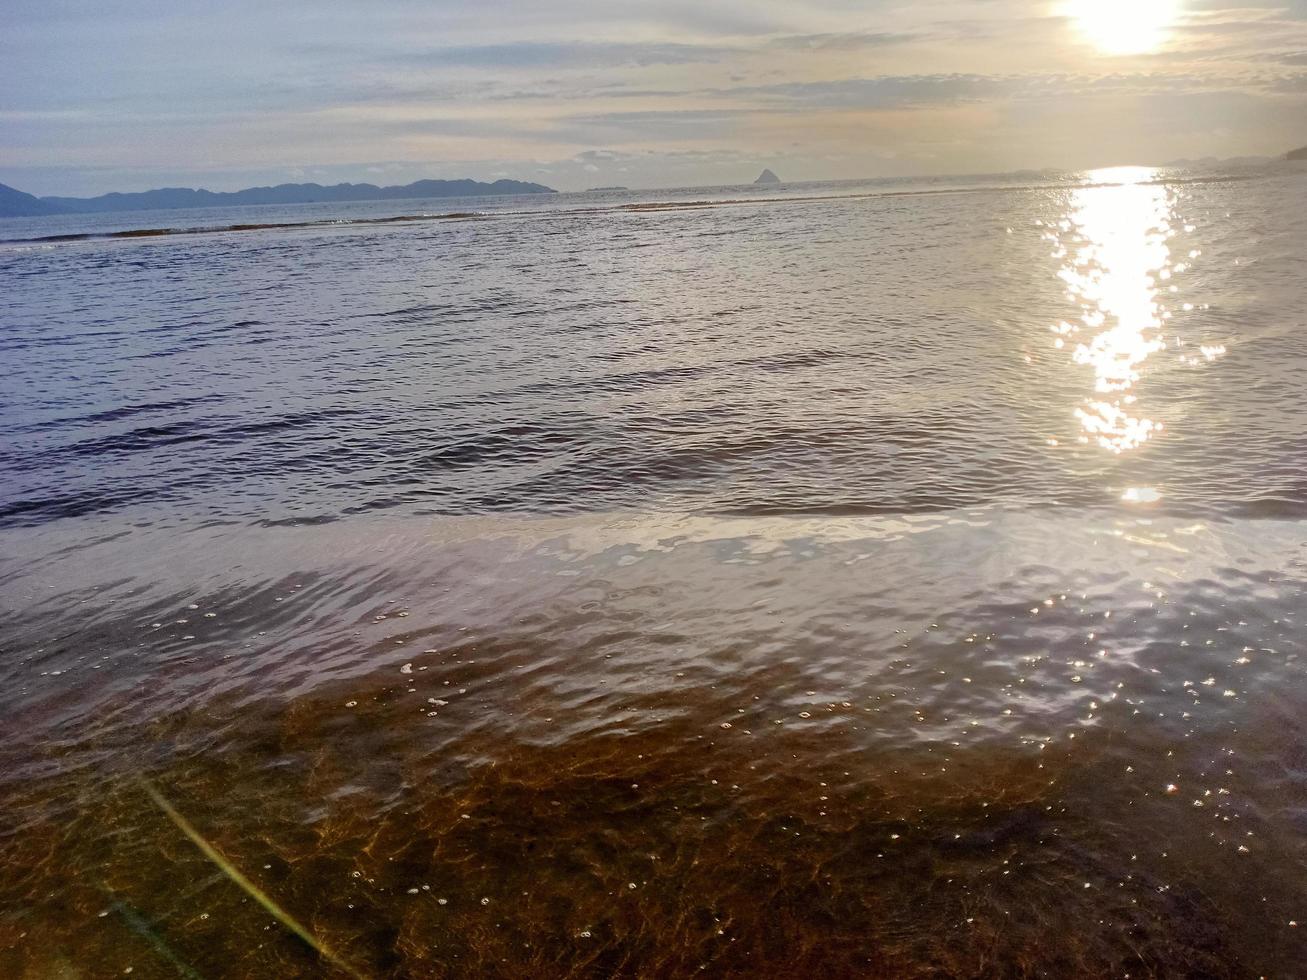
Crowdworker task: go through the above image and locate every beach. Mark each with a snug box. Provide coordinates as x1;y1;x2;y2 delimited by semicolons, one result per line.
2;168;1306;976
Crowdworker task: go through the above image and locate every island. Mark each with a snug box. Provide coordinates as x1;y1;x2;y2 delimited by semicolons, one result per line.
754;169;782;184
1287;146;1307;161
0;177;557;218
586;186;629;192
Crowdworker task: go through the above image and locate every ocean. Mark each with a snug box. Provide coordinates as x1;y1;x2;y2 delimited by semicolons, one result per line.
2;166;1306;977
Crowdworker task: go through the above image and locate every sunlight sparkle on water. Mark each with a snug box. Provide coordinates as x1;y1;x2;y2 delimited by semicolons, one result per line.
1122;487;1162;504
1053;168;1172;453
1065;0;1182;55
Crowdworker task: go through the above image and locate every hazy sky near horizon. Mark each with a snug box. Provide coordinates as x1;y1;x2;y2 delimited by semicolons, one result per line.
3;0;1306;195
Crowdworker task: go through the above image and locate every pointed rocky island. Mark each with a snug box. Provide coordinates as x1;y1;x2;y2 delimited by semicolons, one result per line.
754;169;781;184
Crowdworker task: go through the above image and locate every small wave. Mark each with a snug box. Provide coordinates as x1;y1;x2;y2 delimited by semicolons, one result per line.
0;211;491;246
11;394;228;435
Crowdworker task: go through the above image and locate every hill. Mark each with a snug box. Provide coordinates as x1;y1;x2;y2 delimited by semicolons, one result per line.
0;182;67;218
36;177;556;215
1287;146;1307;161
1163;155;1270;168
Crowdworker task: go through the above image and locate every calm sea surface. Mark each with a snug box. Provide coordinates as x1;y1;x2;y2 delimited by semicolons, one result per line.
2;167;1306;977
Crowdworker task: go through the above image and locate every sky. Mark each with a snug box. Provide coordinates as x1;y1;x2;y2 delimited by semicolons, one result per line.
2;0;1306;195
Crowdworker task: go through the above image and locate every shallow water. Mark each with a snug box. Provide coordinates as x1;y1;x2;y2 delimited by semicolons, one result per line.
2;166;1306;977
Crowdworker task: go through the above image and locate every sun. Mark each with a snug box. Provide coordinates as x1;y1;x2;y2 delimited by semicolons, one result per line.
1065;0;1181;55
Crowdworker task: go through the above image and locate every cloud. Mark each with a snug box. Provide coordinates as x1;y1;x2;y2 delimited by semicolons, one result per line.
722;74;1018;109
4;0;1307;194
302;40;739;71
1270;71;1307;90
765;31;923;51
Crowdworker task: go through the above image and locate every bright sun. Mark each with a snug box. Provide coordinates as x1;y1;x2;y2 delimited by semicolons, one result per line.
1066;0;1181;55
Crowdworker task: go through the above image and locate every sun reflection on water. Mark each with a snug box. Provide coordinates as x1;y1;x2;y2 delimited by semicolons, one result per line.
1051;167;1173;454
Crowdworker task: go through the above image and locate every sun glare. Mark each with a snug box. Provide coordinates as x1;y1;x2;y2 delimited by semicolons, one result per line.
1050;169;1173;454
1066;0;1181;55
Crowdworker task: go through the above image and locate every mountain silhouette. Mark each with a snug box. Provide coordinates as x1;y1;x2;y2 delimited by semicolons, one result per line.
754;169;781;184
0;182;67;218
1287;146;1307;161
0;177;555;217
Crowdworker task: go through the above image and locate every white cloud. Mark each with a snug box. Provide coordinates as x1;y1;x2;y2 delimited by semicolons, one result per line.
2;0;1304;193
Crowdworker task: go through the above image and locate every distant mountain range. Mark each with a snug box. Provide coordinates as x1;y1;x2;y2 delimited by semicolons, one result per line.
1162;155;1272;168
0;177;556;218
0;182;64;217
1163;146;1307;166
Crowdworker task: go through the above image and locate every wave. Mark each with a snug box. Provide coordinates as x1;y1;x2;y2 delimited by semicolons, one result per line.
0;211;490;246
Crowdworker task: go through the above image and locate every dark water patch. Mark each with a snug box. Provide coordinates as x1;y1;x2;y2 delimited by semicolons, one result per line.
0;212;491;247
1;509;1306;972
0;489;146;527
113;227;178;238
412;422;588;473
17;410;358;466
1;644;1301;977
5;395;229;436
